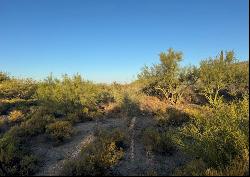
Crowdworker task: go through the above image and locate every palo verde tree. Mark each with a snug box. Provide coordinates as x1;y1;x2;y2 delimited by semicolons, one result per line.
138;48;186;104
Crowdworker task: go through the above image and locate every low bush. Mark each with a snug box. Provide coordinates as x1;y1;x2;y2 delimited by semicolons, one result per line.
46;121;73;142
8;110;24;122
173;150;249;176
157;107;190;128
21;112;55;137
138;95;168;115
0;126;38;176
142;127;176;155
60;129;126;176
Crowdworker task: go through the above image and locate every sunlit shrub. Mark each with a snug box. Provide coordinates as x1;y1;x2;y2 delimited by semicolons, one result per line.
0;79;37;100
173;159;207;176
36;74;115;120
177;98;249;169
138;95;168;115
9;110;24;122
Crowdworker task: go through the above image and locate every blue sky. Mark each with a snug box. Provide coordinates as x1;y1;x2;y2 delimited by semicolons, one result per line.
0;0;249;83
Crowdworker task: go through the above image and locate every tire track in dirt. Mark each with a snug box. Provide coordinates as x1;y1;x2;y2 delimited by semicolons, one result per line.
129;117;136;161
32;118;125;176
38;134;95;176
113;116;157;176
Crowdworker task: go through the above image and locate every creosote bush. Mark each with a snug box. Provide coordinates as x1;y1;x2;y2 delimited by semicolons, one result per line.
46;120;73;142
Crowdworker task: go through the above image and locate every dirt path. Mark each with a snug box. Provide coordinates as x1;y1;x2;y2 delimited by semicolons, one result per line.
112;116;156;176
32;118;126;176
31;115;188;176
113;116;188;176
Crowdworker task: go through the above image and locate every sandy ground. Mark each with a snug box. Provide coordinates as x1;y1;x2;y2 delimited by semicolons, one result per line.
31;117;126;176
31;116;188;176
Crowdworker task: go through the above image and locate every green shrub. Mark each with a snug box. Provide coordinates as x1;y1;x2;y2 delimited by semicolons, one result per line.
0;79;37;100
21;112;55;137
173;150;249;176
177;97;249;169
0;126;38;176
0;98;38;115
157;107;190;128
198;51;249;107
36;74;114;120
46;121;73;142
0;107;57;176
95;91;115;106
60;129;126;176
142;127;176;155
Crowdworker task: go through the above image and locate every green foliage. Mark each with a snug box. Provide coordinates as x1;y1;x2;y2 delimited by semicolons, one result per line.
173;150;249;176
95;91;115;106
0;126;38;176
120;94;141;117
177;97;249;169
61;129;126;176
199;51;249;107
157;107;190;127
0;72;10;83
36;74;114;120
0;79;37;100
21;110;55;137
142;127;176;155
0;107;56;176
138;48;184;104
46;120;73;142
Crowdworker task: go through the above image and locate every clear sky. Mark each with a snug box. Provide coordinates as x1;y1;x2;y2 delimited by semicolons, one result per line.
0;0;249;83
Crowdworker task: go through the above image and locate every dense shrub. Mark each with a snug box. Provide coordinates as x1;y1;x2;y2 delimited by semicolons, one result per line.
0;79;37;100
46;121;73;142
0;126;38;176
142;127;176;155
157;107;190;127
0;98;38;115
199;51;249;107
36;74;115;120
138;48;184;104
20;111;55;137
95;91;115;106
177;96;249;170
